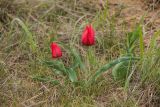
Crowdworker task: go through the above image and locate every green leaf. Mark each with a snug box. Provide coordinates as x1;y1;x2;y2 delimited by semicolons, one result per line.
42;60;67;75
32;75;59;85
112;61;131;81
50;37;57;43
88;57;140;84
127;25;143;53
67;68;78;82
70;48;85;70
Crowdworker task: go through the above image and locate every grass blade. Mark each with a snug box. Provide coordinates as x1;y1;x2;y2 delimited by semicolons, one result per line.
11;18;37;52
139;26;144;59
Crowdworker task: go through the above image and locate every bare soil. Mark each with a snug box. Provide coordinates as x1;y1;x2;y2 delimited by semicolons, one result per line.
108;0;160;45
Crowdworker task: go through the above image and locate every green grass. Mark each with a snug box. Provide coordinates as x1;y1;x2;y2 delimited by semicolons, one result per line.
1;0;160;107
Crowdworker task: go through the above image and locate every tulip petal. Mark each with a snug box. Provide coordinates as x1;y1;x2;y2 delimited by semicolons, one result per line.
50;43;62;58
81;24;95;46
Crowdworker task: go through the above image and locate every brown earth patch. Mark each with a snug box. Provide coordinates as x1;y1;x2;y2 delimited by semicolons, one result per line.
108;0;160;46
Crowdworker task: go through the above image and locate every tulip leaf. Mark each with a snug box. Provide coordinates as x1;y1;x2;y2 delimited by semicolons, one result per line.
50;37;56;43
127;25;143;53
67;68;78;82
42;60;67;75
112;61;131;81
70;48;85;70
32;75;59;85
88;57;140;84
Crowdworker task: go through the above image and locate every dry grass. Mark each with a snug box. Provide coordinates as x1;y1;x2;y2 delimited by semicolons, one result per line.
1;0;160;107
143;0;160;10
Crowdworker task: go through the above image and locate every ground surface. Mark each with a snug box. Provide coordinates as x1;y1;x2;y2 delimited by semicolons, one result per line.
1;0;160;107
109;0;160;45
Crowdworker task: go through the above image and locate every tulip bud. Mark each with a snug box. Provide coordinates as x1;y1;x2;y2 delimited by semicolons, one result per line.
81;25;95;46
50;42;62;58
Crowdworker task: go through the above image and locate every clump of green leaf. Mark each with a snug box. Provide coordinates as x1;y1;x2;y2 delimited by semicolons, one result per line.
88;25;142;86
33;45;85;84
112;25;143;82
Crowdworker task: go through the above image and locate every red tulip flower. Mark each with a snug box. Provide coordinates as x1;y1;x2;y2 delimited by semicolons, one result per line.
50;42;62;58
81;24;95;46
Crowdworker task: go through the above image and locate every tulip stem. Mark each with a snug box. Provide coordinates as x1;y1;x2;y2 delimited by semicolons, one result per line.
85;47;96;78
88;47;96;65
